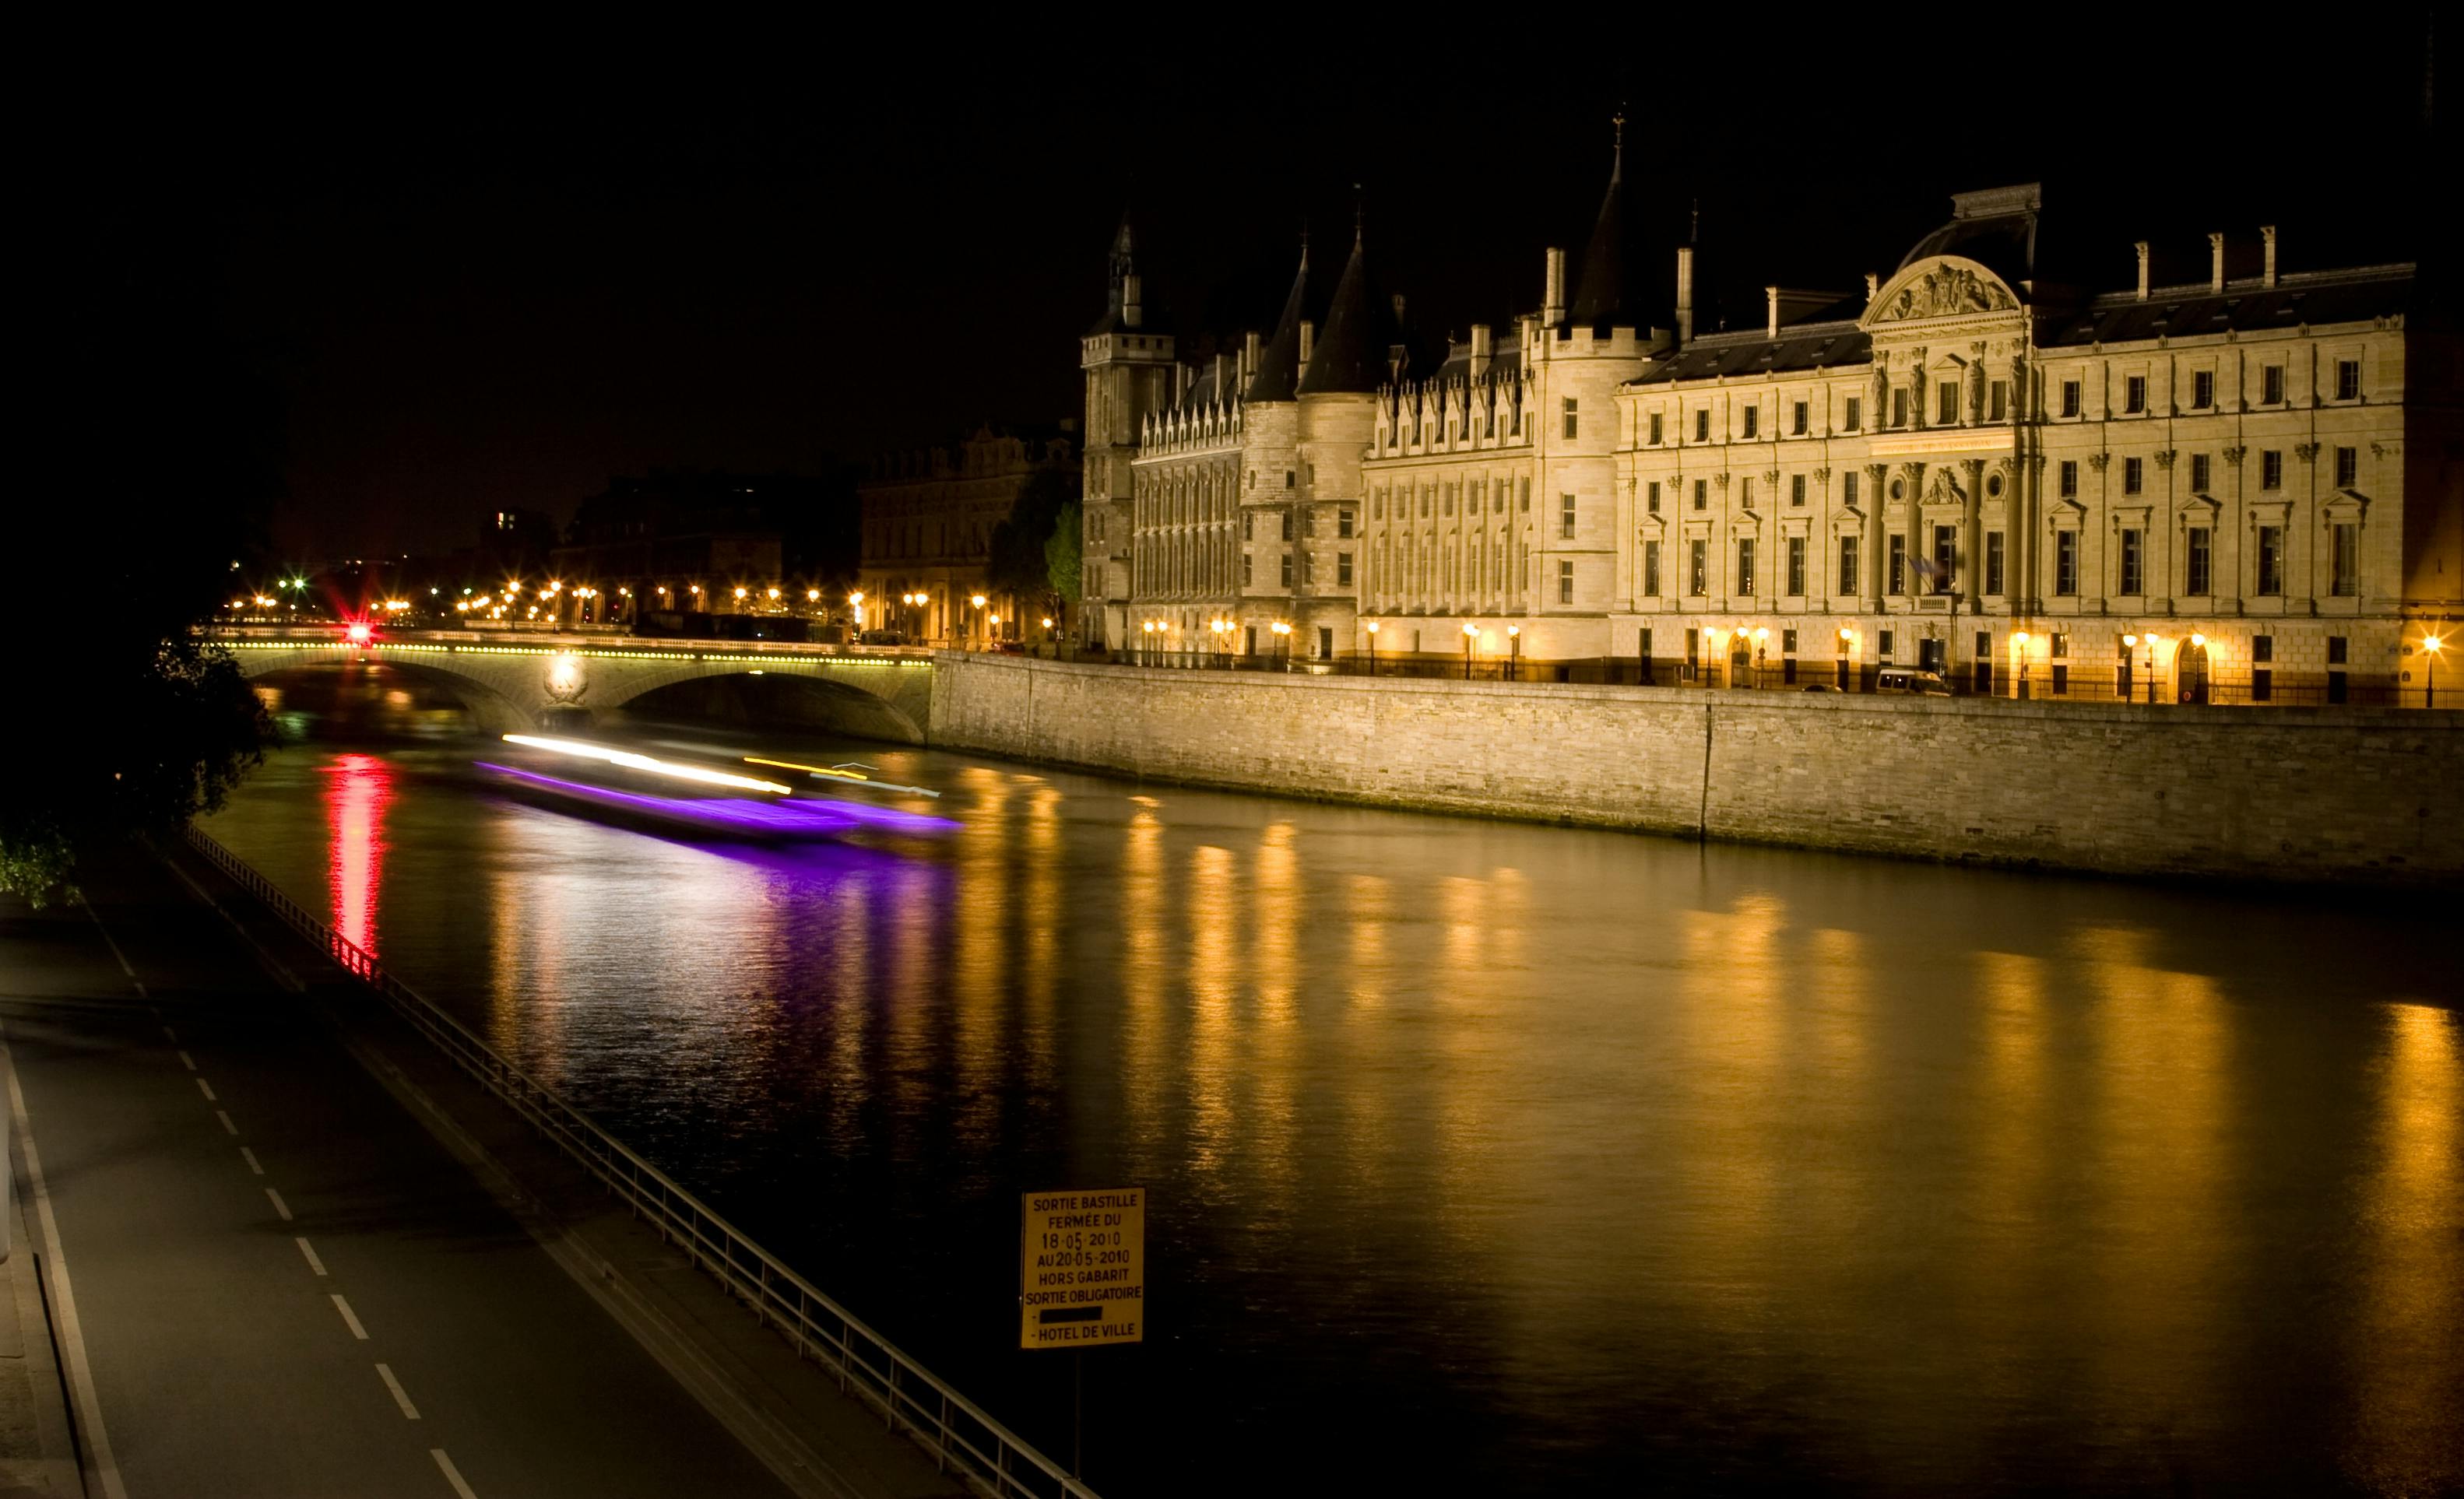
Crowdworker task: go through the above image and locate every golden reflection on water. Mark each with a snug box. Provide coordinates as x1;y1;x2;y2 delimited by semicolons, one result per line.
1018;787;1063;1095
1244;824;1301;1199
2076;925;2232;1448
2351;1002;2463;1487
1186;842;1240;1181
1120;807;1166;1146
1678;893;1787;1301
827;857;873;1146
950;769;1012;1153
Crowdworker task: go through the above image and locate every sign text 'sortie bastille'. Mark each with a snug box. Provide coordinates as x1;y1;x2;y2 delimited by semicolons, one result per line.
1021;1188;1144;1349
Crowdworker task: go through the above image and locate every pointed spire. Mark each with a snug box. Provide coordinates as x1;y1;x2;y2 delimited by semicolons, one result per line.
1245;235;1314;403
1567;113;1634;328
1299;211;1397;396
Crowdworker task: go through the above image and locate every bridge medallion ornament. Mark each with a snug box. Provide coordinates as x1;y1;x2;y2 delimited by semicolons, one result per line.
544;652;588;704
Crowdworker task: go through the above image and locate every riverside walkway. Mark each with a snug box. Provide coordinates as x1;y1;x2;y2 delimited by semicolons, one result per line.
1;846;970;1499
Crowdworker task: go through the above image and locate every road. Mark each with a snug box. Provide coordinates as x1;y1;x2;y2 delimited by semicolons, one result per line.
2;849;815;1499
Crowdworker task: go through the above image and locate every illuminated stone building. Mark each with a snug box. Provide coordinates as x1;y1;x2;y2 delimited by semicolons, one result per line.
857;423;1078;644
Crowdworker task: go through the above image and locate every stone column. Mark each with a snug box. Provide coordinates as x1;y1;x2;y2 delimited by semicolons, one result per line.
1865;463;1889;613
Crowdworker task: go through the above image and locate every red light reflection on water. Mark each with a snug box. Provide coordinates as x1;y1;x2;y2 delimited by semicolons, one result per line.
323;753;392;957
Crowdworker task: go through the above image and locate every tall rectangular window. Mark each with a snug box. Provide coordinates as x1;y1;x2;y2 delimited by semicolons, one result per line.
1742;405;1759;439
1693;479;1707;511
1844;396;1862;431
2336;446;2358;488
2191;452;2211;491
1650;412;1664;444
1791;473;1806;507
2055;531;2079;595
1989;380;2008;421
2336;360;2360;400
1647;481;1661;514
1689;539;1707;595
2060;459;2079;497
2125;375;2147;413
1281;511;1294;540
1337;507;1354;538
1889;533;1907;594
1740;477;1754;508
1892;388;1908;427
1838;535;1861;595
1279;553;1292;586
2262;365;2284;404
1985;531;2005;595
2125;456;2144;494
1518;477;1530;511
2120;528;2144;595
2192;370;2215;409
2332;523;2360;595
2186;527;2211;595
1843;471;1859;507
1931;525;1956;593
1562;398;1579;439
1560;493;1576;539
2061;380;2081;417
1737;538;1757;596
1643;539;1661;596
1557;559;1575;604
1937;382;1960;425
1792;401;1808;435
1786;535;1806;597
1337;551;1353;585
1694;409;1710;442
1243;553;1253;585
2257;526;2283;595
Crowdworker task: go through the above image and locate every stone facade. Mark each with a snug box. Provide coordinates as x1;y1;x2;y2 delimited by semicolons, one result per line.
929;652;2464;885
858;423;1078;645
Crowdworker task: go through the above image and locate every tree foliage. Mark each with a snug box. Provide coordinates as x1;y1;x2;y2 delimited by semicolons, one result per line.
986;468;1077;606
1045;501;1081;606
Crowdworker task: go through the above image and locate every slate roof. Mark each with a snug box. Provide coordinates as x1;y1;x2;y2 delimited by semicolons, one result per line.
2039;268;2413;346
1084;215;1147;337
1297;230;1401;395
1245;247;1314;402
1566;140;1631;328
1627;321;1872;384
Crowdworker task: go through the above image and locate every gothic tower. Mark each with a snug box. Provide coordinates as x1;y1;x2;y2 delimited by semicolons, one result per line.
1080;214;1176;649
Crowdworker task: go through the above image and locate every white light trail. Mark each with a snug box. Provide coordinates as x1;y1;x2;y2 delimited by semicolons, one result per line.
501;735;793;795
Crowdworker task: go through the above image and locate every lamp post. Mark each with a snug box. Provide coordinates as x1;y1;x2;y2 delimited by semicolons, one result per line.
849;591;864;634
1364;620;1379;675
971;593;989;650
1838;627;1857;691
1752;627;1770;690
2142;631;2160;704
1506;625;1520;680
1462;622;1479;680
2423;632;2442;708
1271;620;1292;670
2013;630;2031;700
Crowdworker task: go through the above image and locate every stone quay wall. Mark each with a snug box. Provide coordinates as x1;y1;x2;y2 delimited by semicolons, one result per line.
925;653;2464;885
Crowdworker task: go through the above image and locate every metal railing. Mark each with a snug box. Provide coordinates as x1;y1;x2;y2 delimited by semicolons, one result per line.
181;825;1095;1499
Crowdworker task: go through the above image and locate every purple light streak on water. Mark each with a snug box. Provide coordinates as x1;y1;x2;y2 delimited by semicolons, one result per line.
476;764;959;837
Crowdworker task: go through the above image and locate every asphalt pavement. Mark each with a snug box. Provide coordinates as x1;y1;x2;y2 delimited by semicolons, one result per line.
0;847;967;1499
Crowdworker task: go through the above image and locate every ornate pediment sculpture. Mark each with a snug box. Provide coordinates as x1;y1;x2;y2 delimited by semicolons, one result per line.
1877;262;2015;321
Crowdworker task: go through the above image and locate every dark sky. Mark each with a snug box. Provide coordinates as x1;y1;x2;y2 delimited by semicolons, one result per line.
57;18;2442;564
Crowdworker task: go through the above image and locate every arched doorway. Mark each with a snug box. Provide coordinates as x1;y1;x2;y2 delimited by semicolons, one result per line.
2178;639;2210;704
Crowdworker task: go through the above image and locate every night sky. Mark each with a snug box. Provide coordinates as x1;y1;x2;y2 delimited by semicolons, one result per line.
51;20;2441;565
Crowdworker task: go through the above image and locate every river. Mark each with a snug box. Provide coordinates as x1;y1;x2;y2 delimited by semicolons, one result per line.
205;665;2462;1495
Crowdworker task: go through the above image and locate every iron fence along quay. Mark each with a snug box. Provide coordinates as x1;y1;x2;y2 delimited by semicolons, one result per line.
183;826;1099;1499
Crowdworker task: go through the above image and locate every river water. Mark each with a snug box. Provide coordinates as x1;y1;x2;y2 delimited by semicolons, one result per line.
207;669;2462;1495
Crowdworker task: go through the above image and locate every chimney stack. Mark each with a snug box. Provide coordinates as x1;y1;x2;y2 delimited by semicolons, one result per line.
1544;248;1566;325
1392;293;1407;327
1299;320;1314;366
1123;274;1143;328
1471;323;1493;377
2209;232;2227;293
1766;286;1782;340
2135;241;2151;301
2262;225;2279;288
1675;246;1696;343
1242;331;1260;387
1865;272;1879;304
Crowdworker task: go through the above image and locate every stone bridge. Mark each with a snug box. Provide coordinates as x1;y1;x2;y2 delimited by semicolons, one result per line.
214;627;938;742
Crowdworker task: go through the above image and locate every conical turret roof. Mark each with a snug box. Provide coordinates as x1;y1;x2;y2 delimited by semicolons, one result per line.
1244;240;1313;402
1297;222;1397;395
1567;117;1640;329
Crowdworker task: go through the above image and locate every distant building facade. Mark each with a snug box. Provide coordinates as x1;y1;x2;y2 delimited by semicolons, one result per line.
857;423;1078;644
1091;142;2461;700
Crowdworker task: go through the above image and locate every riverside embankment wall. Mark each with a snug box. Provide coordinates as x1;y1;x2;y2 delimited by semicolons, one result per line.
926;653;2464;884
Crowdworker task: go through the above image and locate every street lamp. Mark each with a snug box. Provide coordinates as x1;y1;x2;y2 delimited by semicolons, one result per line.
1462;621;1480;679
1752;627;1770;689
1365;620;1379;674
2013;630;2031;699
2422;632;2442;708
1271;619;1292;669
970;593;989;649
1506;624;1520;680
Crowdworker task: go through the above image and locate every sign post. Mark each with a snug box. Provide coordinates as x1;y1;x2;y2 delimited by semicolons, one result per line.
1021;1188;1144;1479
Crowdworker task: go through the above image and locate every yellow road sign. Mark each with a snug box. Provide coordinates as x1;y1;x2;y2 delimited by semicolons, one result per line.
1021;1188;1144;1350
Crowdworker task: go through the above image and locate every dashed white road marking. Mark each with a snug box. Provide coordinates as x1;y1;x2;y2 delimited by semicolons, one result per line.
214;1109;237;1136
375;1363;421;1420
432;1448;478;1498
195;1078;217;1102
177;1050;196;1071
331;1294;369;1340
80;897;138;978
295;1237;328;1276
240;1147;264;1175
265;1188;293;1222
161;1025;178;1043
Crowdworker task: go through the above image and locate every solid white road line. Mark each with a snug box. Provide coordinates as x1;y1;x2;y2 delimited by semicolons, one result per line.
77;897;138;979
195;1078;217;1102
214;1109;237;1136
331;1294;369;1340
160;855;306;993
432;1448;480;1498
295;1237;328;1276
375;1363;421;1420
177;1050;196;1071
3;1030;132;1499
265;1187;293;1222
241;1147;264;1175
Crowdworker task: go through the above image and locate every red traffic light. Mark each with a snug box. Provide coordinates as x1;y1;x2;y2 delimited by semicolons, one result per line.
346;623;374;644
